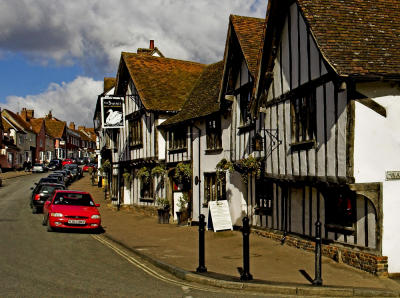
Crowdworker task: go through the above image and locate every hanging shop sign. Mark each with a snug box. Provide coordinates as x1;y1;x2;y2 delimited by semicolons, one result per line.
101;96;125;129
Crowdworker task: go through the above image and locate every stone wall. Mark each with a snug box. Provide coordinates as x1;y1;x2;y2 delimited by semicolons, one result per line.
252;228;388;276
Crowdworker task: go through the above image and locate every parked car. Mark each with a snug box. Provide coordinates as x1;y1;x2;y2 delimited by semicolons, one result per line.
62;159;74;167
32;163;48;173
64;164;83;179
30;183;65;213
83;163;97;172
42;190;101;232
48;173;66;185
36;177;62;185
47;159;62;171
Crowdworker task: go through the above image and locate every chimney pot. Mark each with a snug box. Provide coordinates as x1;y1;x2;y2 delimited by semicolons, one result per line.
150;40;154;50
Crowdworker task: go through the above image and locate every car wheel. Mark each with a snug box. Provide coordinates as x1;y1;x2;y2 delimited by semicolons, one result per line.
42;214;48;226
47;222;54;232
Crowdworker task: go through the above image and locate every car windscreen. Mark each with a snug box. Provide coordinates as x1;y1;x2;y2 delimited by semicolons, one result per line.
53;193;95;206
39;178;58;184
39;185;64;194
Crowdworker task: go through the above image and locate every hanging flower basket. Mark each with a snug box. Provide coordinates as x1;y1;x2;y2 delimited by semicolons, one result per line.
137;167;150;184
174;162;192;185
215;158;234;182
234;155;261;184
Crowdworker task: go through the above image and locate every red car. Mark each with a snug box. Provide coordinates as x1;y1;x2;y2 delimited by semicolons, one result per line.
82;163;97;172
62;159;74;167
42;190;101;232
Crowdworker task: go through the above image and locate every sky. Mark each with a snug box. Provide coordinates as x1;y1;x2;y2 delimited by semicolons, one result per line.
0;0;268;127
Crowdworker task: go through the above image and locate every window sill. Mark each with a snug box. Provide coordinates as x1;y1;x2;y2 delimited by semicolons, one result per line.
168;148;187;154
290;139;316;152
140;198;154;203
205;148;223;155
129;144;143;149
238;122;255;134
254;206;272;216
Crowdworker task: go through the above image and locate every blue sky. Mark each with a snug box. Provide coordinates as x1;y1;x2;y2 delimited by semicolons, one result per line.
0;0;268;126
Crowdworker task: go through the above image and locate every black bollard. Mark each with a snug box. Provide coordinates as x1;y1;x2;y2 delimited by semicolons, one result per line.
312;220;323;286
240;216;253;281
196;214;207;273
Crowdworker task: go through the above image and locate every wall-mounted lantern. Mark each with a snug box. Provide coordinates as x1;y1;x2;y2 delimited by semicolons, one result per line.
252;133;264;152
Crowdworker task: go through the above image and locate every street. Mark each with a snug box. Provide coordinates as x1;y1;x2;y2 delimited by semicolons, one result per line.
0;174;269;297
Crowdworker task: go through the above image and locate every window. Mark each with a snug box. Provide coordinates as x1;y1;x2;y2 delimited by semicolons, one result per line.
291;91;316;143
140;179;153;199
325;189;356;229
239;83;252;125
169;127;187;150
255;179;273;215
129;119;142;147
206;117;222;150
204;172;226;205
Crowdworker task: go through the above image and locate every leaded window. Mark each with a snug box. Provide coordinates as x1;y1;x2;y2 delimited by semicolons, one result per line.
206;117;222;150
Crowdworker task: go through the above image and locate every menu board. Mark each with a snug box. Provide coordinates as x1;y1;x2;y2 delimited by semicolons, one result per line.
208;200;233;232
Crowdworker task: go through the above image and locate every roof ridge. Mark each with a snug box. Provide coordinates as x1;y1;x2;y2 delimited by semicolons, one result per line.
122;52;206;66
230;14;265;21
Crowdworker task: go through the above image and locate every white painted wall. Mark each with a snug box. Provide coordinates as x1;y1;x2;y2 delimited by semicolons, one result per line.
354;83;400;183
157;118;166;160
382;181;400;273
191;113;246;226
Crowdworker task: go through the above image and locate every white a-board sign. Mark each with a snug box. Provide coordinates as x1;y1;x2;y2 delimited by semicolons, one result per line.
207;200;233;232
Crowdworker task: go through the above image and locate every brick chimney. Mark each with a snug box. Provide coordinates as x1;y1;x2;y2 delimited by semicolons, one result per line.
45;110;53;120
20;108;34;121
69;122;75;130
150;40;154;50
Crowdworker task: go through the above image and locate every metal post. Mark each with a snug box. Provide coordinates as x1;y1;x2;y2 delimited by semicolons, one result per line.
241;216;253;281
196;214;207;273
313;220;323;285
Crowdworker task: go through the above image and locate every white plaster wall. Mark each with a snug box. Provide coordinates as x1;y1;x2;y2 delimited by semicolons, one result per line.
354;83;400;183
157;118;166;160
382;181;400;273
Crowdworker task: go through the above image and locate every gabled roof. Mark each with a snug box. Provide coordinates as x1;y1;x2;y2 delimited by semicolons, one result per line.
2;109;33;133
297;0;400;78
117;53;206;112
44;119;66;139
2;117;13;132
230;15;266;77
103;77;116;94
160;61;224;127
30;118;44;134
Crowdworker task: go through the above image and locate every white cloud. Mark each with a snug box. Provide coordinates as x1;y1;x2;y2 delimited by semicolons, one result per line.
0;1;268;127
0;0;268;73
2;77;102;127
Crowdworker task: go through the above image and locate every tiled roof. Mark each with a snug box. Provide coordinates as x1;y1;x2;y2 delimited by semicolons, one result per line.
44;119;65;139
104;77;116;94
30;118;44;134
231;15;265;76
121;53;206;112
2;118;12;132
2;109;33;132
298;0;400;77
160;61;224;127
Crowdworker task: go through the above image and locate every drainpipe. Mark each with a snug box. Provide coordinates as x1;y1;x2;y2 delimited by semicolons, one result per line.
192;124;202;221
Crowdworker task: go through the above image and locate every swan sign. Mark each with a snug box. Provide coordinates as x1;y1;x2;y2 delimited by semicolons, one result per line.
101;96;125;129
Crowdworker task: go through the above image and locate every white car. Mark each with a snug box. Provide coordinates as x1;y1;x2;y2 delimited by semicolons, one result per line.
32;163;48;173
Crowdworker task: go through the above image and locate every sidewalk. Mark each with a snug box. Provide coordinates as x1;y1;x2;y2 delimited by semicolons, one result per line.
0;170;32;181
72;175;400;296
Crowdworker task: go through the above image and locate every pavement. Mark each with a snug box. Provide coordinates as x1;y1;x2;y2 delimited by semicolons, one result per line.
4;171;400;296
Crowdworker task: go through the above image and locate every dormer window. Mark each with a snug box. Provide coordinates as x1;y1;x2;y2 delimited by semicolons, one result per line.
206;117;222;150
239;82;253;126
168;127;187;151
